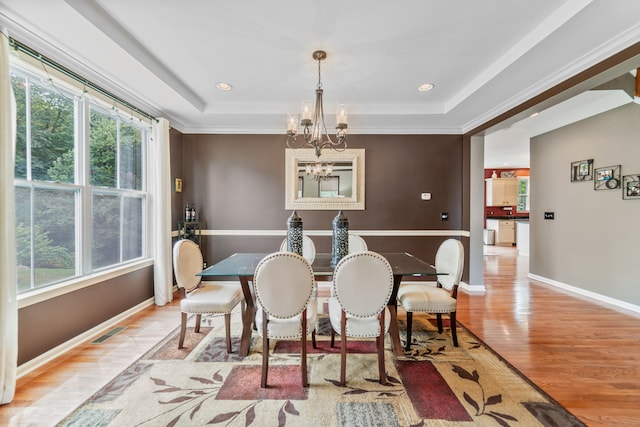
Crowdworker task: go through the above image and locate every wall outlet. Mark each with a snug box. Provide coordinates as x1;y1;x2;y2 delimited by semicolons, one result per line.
421;192;431;200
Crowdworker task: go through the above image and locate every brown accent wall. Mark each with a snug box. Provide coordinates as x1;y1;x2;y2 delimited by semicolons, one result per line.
18;265;154;365
176;133;466;276
170;128;184;227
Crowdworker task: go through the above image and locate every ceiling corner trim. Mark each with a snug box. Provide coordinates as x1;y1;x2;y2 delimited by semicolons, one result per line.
64;0;206;112
462;27;640;135
445;0;595;113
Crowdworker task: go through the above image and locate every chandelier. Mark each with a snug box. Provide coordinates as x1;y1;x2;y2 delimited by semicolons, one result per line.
286;50;348;158
305;161;333;181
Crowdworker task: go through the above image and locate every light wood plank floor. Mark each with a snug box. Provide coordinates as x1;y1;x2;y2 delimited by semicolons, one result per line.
457;246;640;427
1;246;639;426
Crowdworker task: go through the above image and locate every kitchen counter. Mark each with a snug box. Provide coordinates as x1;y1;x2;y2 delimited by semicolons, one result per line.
486;216;529;220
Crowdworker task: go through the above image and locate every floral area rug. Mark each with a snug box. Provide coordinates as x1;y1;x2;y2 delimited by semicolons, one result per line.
58;304;585;427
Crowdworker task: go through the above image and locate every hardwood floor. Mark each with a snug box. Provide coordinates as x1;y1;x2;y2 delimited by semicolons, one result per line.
1;245;639;426
457;246;640;426
0;301;182;426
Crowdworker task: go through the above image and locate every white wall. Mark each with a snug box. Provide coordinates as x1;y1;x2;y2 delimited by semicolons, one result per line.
530;103;640;306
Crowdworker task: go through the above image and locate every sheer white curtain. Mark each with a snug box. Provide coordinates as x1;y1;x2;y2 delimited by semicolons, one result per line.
0;29;18;405
149;118;173;305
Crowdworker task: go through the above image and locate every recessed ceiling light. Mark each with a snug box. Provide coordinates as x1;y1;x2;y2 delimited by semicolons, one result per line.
216;82;233;91
418;83;435;92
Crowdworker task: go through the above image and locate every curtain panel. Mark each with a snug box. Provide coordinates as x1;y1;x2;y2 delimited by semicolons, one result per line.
150;118;173;305
0;29;18;405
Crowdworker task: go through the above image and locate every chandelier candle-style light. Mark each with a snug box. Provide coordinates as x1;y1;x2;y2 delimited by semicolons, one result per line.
305;161;333;181
286;50;348;158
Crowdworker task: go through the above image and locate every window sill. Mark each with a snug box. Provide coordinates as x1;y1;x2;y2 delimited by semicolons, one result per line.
17;258;154;309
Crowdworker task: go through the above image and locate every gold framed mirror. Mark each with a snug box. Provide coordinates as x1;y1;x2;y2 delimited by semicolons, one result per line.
285;148;365;210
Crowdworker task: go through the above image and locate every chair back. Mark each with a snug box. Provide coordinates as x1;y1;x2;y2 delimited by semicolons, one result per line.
254;252;315;320
172;239;203;292
279;235;316;263
435;239;464;291
332;251;394;318
348;233;368;254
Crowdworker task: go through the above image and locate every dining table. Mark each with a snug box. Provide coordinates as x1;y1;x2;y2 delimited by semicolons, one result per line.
198;252;442;357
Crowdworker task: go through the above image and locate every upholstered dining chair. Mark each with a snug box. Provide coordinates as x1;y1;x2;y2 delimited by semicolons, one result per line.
279;235;316;264
397;238;464;349
348;233;368;254
253;251;317;388
322;234;369;299
172;239;243;353
328;251;394;386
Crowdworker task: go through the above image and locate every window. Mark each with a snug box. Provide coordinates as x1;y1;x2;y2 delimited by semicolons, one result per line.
11;62;149;295
517;177;530;212
319;176;340;197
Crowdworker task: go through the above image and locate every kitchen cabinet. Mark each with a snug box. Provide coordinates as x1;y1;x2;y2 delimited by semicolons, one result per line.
486;219;515;246
485;178;518;206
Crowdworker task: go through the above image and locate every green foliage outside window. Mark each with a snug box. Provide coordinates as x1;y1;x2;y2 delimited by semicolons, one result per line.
119;123;143;190
12;72;75;183
517;177;530;212
90;109;117;187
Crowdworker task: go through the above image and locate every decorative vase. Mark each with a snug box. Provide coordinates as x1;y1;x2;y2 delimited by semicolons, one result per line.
287;211;303;257
331;210;349;266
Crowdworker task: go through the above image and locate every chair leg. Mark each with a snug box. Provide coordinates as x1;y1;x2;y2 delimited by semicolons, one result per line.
178;312;187;349
261;311;269;388
301;308;308;387
224;313;232;353
436;313;443;333
405;311;413;351
378;312;387;385
330;328;335;348
450;311;458;347
340;311;347;386
312;330;317;349
194;314;202;333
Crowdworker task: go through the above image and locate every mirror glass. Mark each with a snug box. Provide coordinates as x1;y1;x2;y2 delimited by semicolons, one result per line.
285;148;365;210
297;161;353;198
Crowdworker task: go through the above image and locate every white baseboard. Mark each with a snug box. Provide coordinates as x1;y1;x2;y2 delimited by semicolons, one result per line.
528;273;640;315
17;297;156;379
460;281;486;294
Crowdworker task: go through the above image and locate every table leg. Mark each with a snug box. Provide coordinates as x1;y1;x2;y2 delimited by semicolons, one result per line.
239;276;255;357
388;275;404;357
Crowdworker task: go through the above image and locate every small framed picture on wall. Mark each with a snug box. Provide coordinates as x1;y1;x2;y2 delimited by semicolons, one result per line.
622;174;640;199
594;165;621;190
570;159;593;182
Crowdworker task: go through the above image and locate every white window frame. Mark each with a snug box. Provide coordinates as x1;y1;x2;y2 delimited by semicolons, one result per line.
11;59;152;307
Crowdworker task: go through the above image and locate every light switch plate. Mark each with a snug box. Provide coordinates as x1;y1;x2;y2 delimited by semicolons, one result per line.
421;192;431;200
